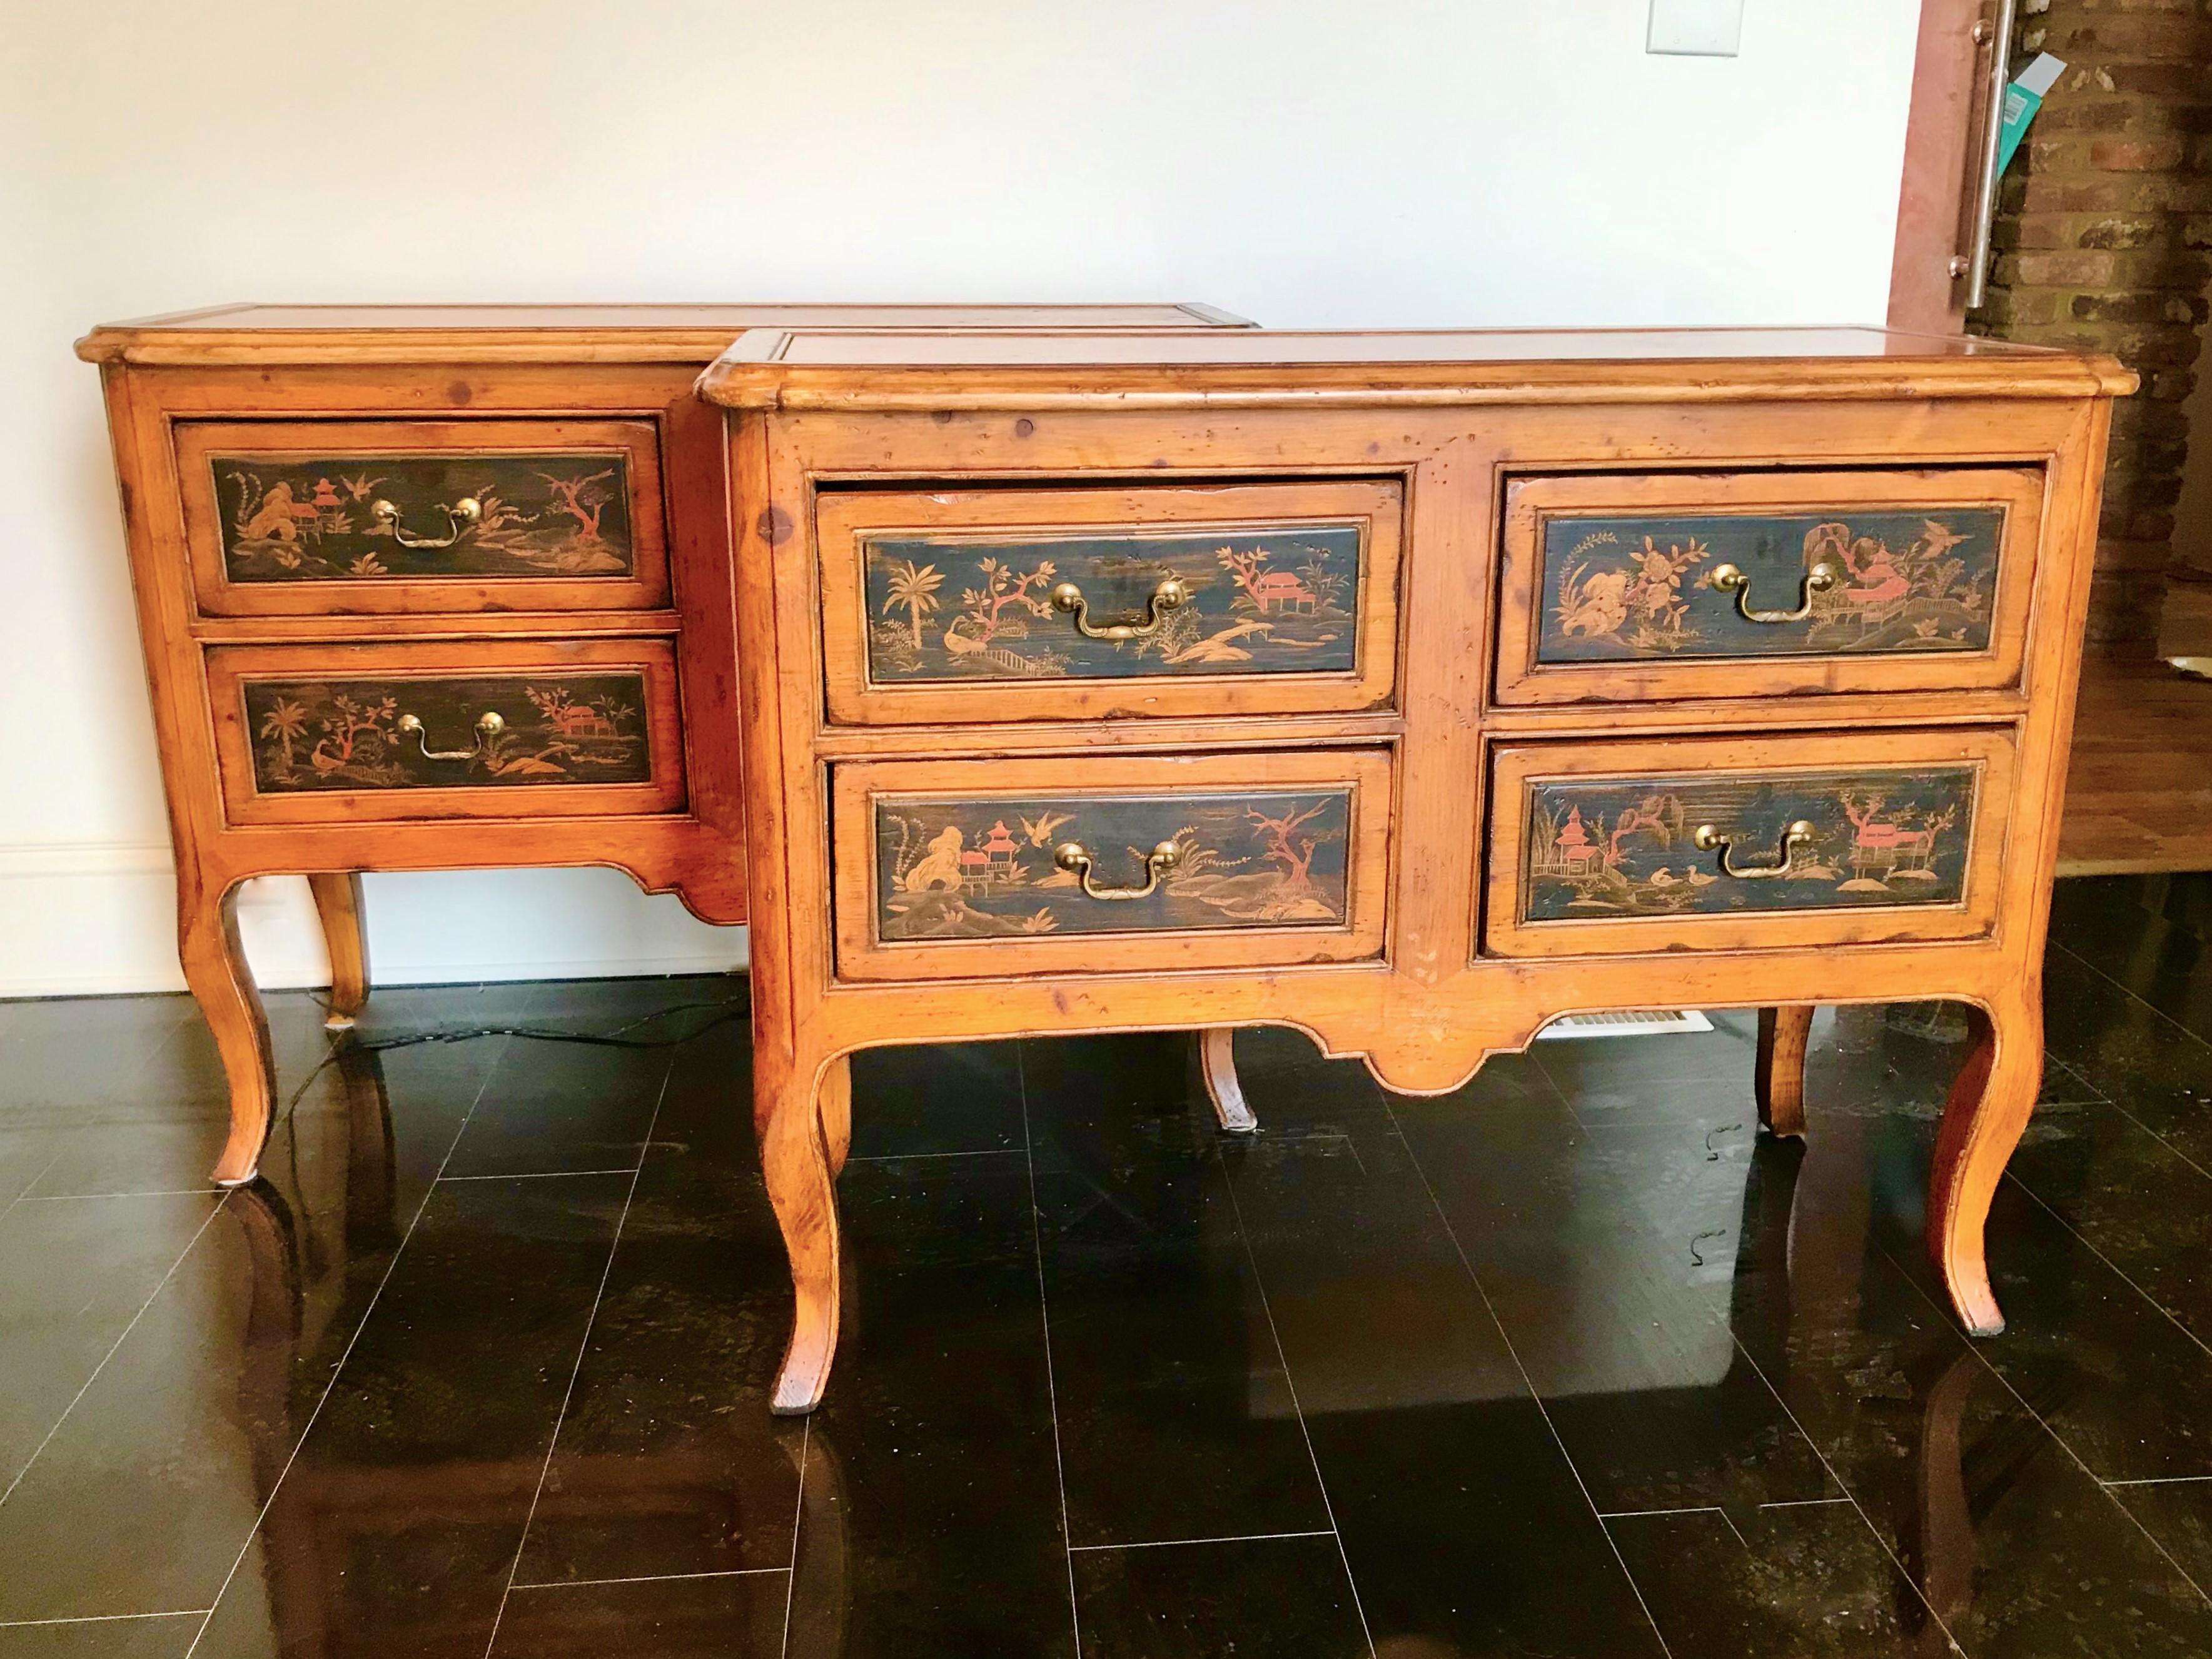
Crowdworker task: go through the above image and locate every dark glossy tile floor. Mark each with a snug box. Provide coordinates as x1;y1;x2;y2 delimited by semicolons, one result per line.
3;875;2212;1656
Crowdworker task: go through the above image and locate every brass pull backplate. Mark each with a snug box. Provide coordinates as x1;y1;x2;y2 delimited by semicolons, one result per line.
1049;575;1189;641
370;496;483;550
1693;819;1818;880
1053;839;1182;900
395;709;504;762
1708;560;1844;625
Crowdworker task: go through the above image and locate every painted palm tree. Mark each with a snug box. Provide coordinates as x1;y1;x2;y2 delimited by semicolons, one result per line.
882;559;945;650
258;698;309;775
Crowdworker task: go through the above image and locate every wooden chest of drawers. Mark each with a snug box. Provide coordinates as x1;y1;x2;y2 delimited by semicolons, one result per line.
697;325;2133;1413
77;302;1249;1185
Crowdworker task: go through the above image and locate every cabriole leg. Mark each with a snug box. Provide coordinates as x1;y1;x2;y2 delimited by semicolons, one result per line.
818;1053;853;1178
1198;1027;1258;1134
1926;991;2043;1336
759;1045;844;1414
178;871;276;1188
307;872;369;1031
1754;1005;1814;1139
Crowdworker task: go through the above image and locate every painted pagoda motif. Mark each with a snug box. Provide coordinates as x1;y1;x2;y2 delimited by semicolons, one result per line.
1522;766;1976;921
1539;508;2005;661
245;673;650;792
213;453;636;582
863;525;1361;681
875;789;1353;939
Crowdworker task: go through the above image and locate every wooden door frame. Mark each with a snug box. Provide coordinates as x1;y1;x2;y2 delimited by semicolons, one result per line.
1889;0;2003;334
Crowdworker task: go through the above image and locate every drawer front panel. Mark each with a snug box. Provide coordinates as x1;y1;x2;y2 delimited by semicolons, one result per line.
832;749;1393;981
874;788;1353;940
818;481;1403;724
241;673;655;793
208;639;687;824
1483;729;2016;958
1496;468;2043;705
178;420;669;616
1519;766;1976;922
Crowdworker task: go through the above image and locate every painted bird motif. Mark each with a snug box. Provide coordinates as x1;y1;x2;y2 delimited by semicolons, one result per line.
1020;811;1074;848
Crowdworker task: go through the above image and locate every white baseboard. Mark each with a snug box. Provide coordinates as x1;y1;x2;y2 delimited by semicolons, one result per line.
0;842;749;999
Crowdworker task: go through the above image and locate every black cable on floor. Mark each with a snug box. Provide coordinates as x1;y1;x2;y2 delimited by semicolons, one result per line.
266;997;750;1143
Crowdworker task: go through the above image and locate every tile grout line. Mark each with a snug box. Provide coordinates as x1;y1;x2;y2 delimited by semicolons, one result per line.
21;1188;220;1202
513;1567;792;1591
1381;1103;1677;1659
1873;1238;2212;1613
2102;1099;2212;1189
437;1167;642;1184
1014;1045;1086;1659
0;1189;233;1512
0;1147;65;1226
2104;1475;2212;1489
1692;1298;1969;1648
2053;937;2212;1056
184;1030;518;1658
1218;1145;1379;1659
778;1418;809;1659
1068;1528;1338;1553
481;1057;679;1659
1999;1170;2212;1366
1525;1045;1595;1134
0;1610;210;1628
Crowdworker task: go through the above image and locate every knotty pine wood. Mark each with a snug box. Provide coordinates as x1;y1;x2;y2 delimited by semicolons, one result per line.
79;302;1251;1191
700;328;2129;1412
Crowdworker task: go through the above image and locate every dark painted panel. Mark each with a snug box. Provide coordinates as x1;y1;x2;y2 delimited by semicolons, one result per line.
1538;507;2005;661
1522;765;1977;921
243;673;652;791
874;790;1351;940
211;453;635;582
862;525;1361;680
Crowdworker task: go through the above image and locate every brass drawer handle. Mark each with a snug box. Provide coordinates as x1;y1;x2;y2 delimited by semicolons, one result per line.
1708;560;1844;624
1053;839;1182;900
1049;576;1189;641
395;710;504;762
1693;819;1818;880
370;496;483;550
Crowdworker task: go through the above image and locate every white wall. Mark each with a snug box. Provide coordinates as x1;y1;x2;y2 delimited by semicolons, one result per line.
0;0;1921;996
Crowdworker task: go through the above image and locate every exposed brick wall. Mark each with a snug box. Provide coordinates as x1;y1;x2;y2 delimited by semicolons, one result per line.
1971;0;2212;653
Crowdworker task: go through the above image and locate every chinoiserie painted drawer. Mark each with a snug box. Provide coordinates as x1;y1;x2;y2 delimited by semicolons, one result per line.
1493;467;2044;705
814;480;1403;725
176;420;669;617
206;638;687;825
828;748;1393;982
1480;728;2018;959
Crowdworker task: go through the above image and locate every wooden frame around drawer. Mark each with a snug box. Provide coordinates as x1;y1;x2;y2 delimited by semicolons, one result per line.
207;637;689;825
177;418;670;617
1480;726;2019;958
829;747;1395;981
814;479;1404;725
1494;466;2046;705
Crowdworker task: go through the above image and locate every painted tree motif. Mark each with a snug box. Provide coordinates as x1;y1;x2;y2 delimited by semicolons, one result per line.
256;698;308;775
537;469;617;542
952;557;1057;645
882;559;946;650
309;693;398;775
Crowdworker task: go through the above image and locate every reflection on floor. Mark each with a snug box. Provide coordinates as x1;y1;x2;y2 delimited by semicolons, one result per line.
1;877;2211;1656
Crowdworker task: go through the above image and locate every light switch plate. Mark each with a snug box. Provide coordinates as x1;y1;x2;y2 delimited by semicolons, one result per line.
1649;0;1743;56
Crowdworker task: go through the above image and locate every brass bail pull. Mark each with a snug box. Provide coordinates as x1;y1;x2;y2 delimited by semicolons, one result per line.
395;709;505;762
1693;819;1818;880
1049;575;1190;641
370;496;483;550
1707;559;1844;625
1053;839;1182;900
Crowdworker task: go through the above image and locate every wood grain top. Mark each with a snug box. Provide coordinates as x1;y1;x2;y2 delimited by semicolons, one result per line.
698;325;2136;410
74;302;1253;366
